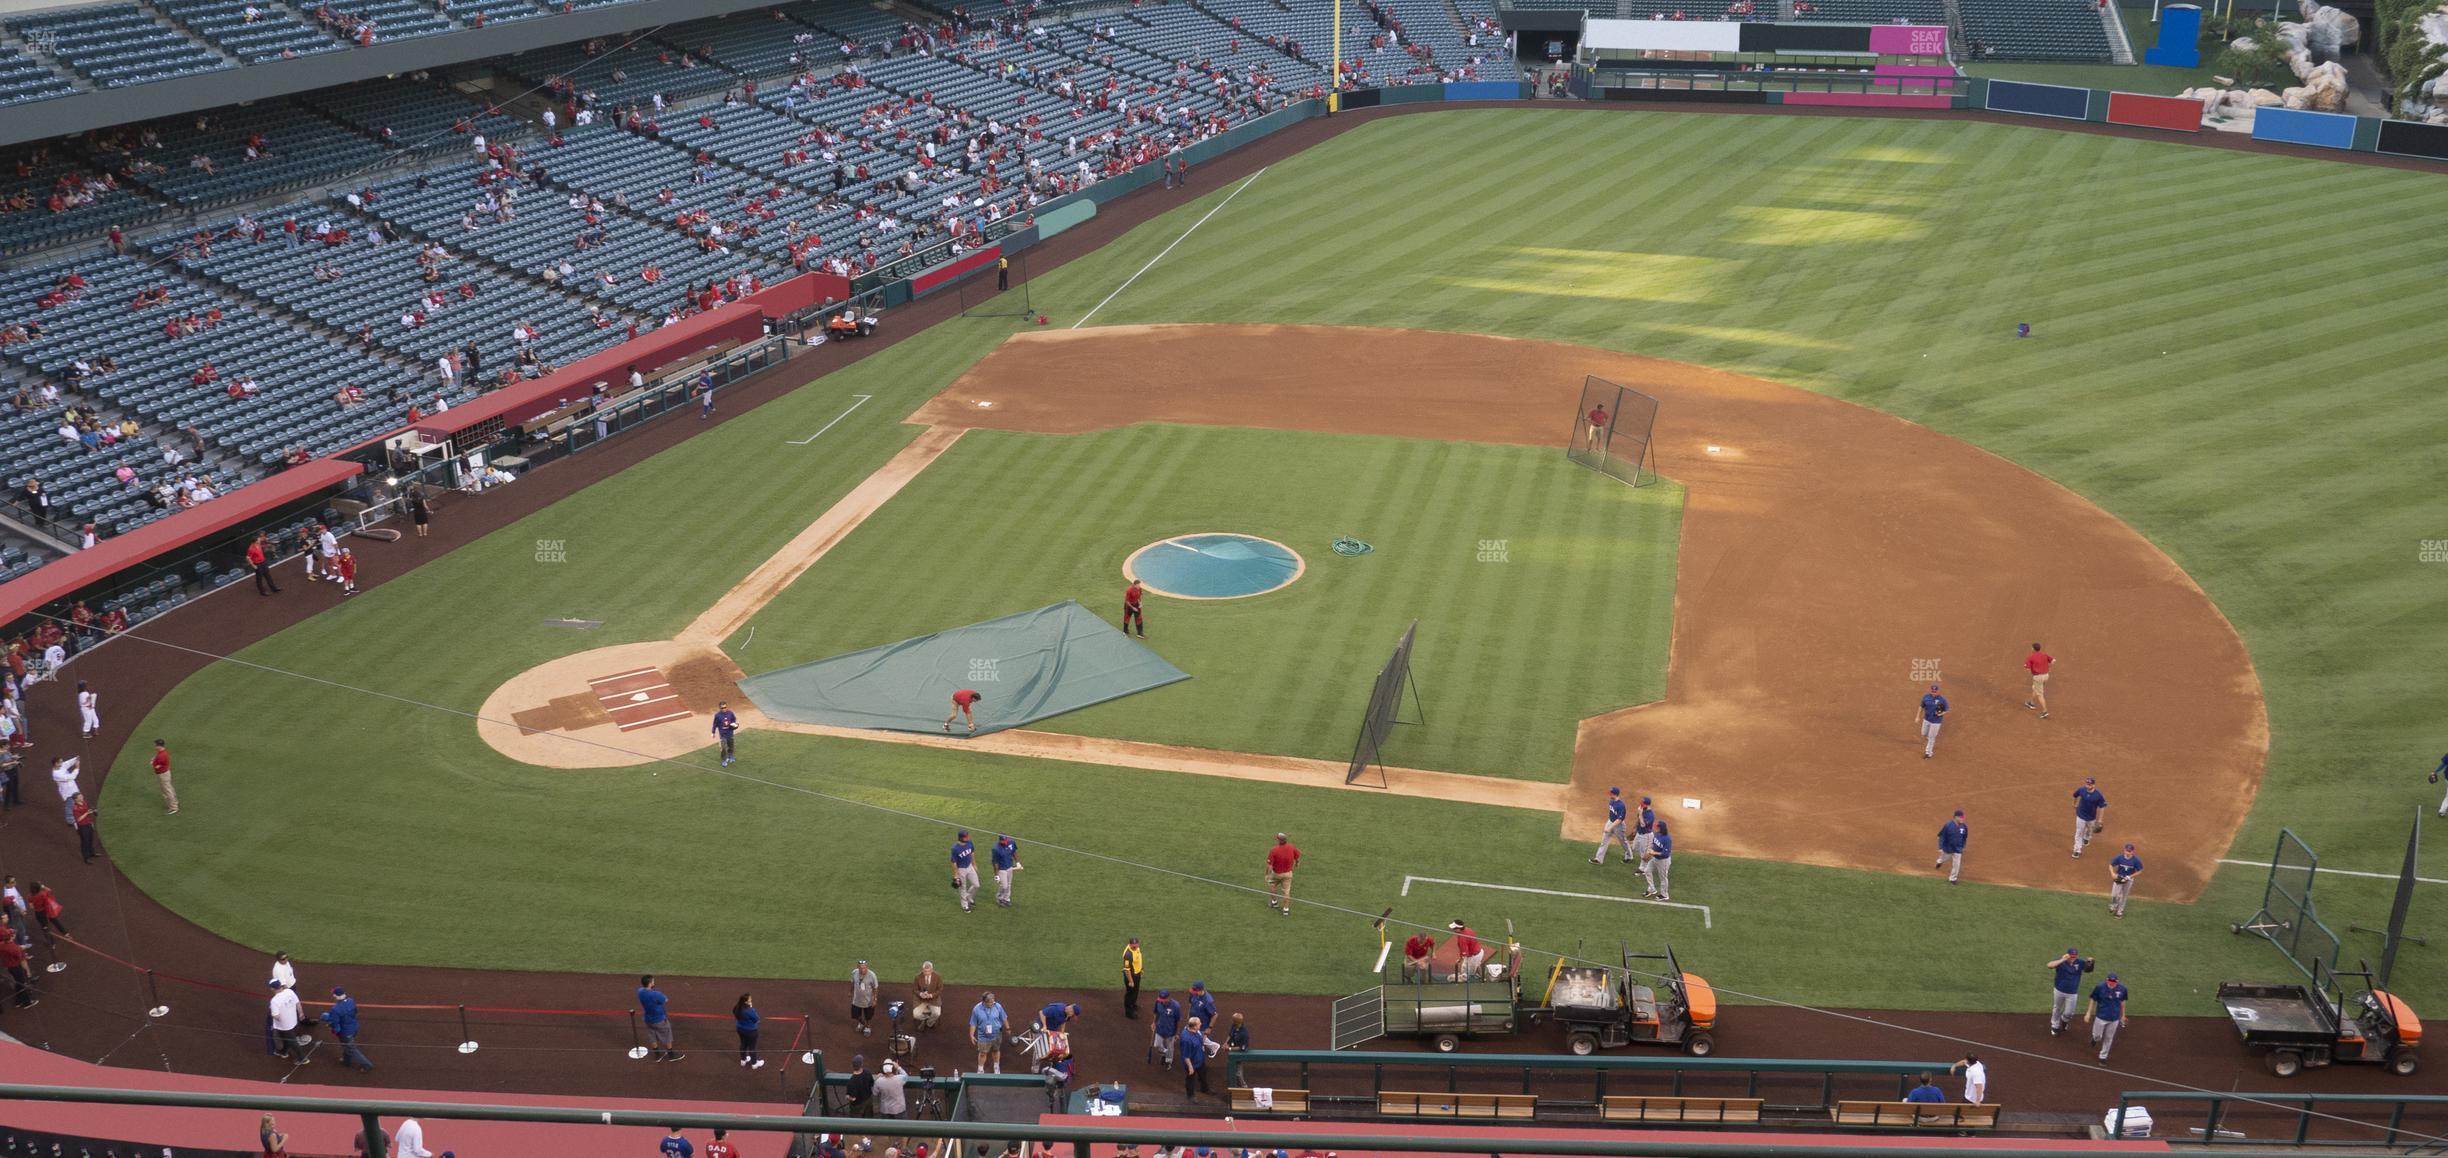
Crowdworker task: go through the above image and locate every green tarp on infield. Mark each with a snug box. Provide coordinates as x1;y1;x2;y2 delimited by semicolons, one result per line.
738;601;1188;737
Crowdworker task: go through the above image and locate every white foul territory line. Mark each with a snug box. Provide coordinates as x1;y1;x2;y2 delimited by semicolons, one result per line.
1073;167;1269;329
1402;875;1714;929
788;394;874;445
2218;858;2448;886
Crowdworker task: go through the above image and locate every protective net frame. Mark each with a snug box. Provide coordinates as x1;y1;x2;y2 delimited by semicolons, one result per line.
957;249;1033;319
1566;375;1660;487
2232;828;2344;983
1345;619;1424;787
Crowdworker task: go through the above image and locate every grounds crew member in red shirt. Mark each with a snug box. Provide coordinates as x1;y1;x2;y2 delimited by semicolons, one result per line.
335;547;358;596
1263;833;1299;915
1447;921;1486;980
945;688;983;734
1402;931;1435;981
150;738;177;815
2024;642;2054;718
1122;578;1146;637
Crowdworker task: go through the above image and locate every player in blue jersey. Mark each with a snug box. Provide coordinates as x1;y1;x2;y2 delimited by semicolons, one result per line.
1917;683;1948;759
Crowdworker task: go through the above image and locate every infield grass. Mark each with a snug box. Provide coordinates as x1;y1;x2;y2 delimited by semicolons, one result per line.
724;425;1682;780
106;109;2448;1014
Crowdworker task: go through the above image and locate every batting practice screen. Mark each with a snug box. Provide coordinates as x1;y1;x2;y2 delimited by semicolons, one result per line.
1345;619;1421;786
2235;828;2343;983
1566;376;1659;487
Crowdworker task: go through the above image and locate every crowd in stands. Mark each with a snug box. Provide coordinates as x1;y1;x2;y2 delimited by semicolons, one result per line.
0;0;1514;572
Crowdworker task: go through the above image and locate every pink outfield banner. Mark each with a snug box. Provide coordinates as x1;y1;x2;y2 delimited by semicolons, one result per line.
1867;24;1950;55
1783;91;1954;109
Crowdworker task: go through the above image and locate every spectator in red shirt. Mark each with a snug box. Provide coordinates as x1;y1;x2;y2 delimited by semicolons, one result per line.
2024;642;2054;719
1263;833;1299;915
0;927;32;1007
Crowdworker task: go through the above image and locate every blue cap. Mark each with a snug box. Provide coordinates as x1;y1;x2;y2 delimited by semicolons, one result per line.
1608;787;1620;795
1190;980;1205;989
1953;809;1964;817
2107;973;2118;981
1157;989;1170;998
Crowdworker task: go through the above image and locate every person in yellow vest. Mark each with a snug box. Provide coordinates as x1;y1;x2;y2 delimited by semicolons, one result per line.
1121;937;1144;1019
996;256;1010;292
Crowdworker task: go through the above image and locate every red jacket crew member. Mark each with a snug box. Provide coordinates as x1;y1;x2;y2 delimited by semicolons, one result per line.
335;548;358;595
2024;642;2054;718
1263;832;1299;915
1122;579;1145;637
1447;921;1486;980
1585;403;1609;450
944;688;983;734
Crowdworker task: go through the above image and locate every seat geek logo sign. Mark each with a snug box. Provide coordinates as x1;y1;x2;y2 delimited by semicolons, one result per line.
1868;25;1948;54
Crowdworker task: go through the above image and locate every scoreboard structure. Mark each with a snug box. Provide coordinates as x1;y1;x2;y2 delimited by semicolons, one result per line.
1571;19;1961;107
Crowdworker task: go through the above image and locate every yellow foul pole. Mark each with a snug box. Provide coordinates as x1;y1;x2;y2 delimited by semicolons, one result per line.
1331;0;1343;112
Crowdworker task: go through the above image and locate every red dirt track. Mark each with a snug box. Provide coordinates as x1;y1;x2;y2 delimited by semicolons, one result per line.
0;100;2398;1135
916;325;2265;899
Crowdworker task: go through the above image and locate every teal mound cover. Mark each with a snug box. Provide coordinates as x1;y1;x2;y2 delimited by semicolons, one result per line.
738;600;1188;737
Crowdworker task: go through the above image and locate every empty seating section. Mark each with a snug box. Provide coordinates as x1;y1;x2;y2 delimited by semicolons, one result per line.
0;144;168;254
11;3;230;88
1105;6;1305;87
799;0;915;46
1;258;442;467
660;9;834;76
162;200;624;371
1790;0;1944;21
302;76;520;148
158;0;344;63
445;0;549;25
505;39;741;108
0;46;79;106
1626;0;1767;18
1958;0;2109;59
361;161;786;314
103;103;389;207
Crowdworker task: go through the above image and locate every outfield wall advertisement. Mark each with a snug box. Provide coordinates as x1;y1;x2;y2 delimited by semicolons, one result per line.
1985;79;2091;120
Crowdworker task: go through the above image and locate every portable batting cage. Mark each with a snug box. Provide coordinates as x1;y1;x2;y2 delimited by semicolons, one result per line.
1566;376;1659;487
956;250;1033;319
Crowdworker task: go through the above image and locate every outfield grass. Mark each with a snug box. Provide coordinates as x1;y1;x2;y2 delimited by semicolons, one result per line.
107;109;2448;1013
725;425;1683;779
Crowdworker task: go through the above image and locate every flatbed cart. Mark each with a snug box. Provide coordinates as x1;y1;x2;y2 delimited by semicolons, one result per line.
1333;918;1526;1052
1541;943;1717;1057
2216;960;2420;1077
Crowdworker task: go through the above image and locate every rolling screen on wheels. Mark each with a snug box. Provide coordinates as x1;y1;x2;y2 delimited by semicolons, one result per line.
1566;376;1659;487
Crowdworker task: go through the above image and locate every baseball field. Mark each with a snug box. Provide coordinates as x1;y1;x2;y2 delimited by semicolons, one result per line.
98;107;2448;1017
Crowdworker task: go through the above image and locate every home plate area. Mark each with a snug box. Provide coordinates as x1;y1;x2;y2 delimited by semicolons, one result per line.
589;667;689;732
